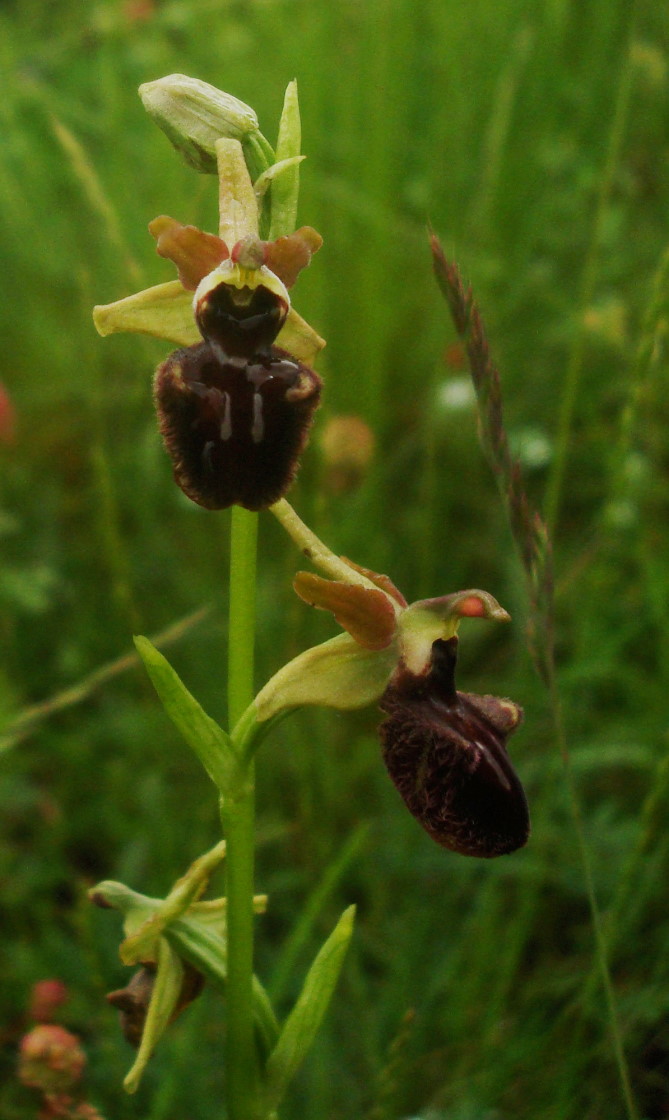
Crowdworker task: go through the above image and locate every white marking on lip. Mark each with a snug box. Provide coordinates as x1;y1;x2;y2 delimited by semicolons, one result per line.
251;392;264;444
219;391;232;441
474;741;511;790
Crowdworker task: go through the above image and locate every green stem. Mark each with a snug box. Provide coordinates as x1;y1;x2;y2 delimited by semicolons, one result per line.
269;499;378;589
224;506;259;1120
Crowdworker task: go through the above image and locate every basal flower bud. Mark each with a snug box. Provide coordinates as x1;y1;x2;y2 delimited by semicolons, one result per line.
380;637;529;857
139;75;273;179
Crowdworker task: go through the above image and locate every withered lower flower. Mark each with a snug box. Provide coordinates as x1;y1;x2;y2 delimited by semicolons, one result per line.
107;962;204;1048
379;635;529;857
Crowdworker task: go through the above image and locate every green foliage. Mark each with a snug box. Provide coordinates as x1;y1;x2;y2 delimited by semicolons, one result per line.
263;905;355;1113
1;0;669;1118
134;635;236;792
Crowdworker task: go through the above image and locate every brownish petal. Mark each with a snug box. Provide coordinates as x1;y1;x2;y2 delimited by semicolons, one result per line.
264;226;323;288
107;962;204;1049
293;571;397;650
149;215;229;290
339;558;408;608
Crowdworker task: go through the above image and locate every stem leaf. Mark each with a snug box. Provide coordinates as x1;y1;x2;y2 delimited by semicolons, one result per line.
134;635;236;792
263;905;356;1111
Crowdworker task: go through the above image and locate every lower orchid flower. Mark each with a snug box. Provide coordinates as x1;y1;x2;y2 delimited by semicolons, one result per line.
254;523;530;858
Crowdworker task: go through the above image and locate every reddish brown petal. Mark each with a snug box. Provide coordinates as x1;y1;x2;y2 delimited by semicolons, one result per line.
149;215;229;290
264;226;323;288
339;559;408;608
293;571;397;650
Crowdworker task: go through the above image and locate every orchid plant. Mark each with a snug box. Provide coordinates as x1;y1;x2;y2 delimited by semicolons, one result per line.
90;75;529;1120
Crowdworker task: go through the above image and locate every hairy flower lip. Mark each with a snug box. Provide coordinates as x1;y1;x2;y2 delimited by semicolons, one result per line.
379;637;529;858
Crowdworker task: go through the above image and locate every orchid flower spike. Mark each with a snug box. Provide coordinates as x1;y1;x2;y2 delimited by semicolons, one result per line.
93;84;326;512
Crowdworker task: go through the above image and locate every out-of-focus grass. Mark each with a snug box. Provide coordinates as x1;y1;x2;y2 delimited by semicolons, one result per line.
1;1;669;1118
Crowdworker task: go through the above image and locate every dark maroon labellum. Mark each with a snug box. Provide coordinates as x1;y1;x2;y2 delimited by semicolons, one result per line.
379;637;530;857
154;278;321;511
196;282;290;359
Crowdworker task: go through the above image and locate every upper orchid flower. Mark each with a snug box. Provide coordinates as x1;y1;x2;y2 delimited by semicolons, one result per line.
93;114;326;511
253;523;530;858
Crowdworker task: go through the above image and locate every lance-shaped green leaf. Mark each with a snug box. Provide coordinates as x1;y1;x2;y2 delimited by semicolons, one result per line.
269;80;302;240
262;905;355;1112
134;636;238;792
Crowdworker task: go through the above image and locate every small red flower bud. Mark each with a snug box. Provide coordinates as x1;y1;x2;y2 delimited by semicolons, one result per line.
18;1025;86;1093
29;980;70;1024
379;637;529;857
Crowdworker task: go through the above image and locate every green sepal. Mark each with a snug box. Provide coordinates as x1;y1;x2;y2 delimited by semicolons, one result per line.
123;938;185;1094
268;80;302;240
93;281;199;346
254;632;397;721
93;282;323;364
164;913;279;1059
134;636;238;793
262;905;356;1112
119;841;228;964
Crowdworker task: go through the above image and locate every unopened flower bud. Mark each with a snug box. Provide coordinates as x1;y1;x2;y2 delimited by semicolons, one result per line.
380;637;529;857
139;75;273;179
18;1025;86;1093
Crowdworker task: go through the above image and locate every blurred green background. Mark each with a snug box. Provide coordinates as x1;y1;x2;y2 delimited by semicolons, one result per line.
2;0;669;1117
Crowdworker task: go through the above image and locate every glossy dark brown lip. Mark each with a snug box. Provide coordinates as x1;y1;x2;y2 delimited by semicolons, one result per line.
153;274;321;511
154;342;321;511
379;637;530;857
